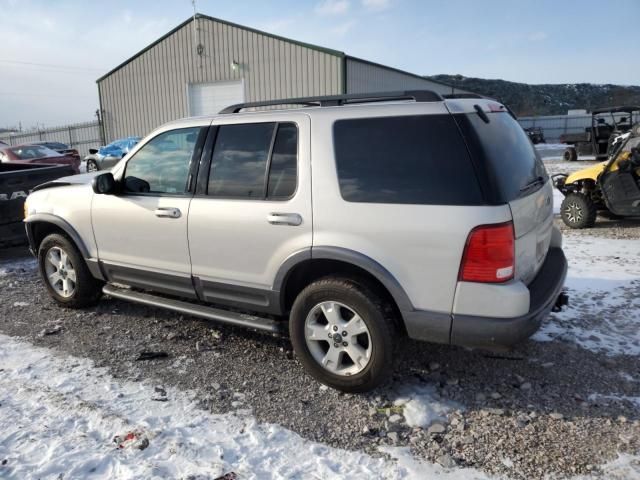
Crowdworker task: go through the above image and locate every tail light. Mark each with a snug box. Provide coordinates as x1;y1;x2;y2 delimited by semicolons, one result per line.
459;222;515;283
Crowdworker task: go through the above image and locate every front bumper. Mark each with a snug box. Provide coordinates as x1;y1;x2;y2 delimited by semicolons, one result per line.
449;247;568;349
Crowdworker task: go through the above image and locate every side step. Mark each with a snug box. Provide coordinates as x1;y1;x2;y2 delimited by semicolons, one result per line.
103;284;282;333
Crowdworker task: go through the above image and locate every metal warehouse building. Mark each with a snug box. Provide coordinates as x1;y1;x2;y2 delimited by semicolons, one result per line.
97;14;467;141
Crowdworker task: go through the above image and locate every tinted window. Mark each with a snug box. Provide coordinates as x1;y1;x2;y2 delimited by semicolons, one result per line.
267;123;297;199
10;145;60;159
208;123;275;198
455;112;548;202
333;115;483;205
124;127;201;194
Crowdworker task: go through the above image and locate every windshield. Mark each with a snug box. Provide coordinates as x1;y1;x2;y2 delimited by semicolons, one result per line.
454;112;548;203
10;145;61;160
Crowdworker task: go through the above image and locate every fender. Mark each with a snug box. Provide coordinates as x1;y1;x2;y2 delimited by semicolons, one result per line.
272;246;414;313
25;213;90;258
23;213;107;282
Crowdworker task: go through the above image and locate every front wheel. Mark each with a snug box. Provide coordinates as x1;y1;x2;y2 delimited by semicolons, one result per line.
561;192;597;229
38;233;104;308
289;277;394;392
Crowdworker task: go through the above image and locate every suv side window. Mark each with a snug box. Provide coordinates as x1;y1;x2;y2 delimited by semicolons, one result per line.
124;127;201;194
207;122;298;199
333;115;483;205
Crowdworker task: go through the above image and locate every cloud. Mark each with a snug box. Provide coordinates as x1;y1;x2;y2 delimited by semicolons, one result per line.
528;31;548;41
330;20;357;36
361;0;392;11
315;0;350;15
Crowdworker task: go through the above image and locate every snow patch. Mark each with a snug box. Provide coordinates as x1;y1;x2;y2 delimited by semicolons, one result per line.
0;334;486;479
393;384;458;428
534;235;640;356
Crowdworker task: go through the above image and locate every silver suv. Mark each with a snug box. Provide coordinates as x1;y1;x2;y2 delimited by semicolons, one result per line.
24;91;568;392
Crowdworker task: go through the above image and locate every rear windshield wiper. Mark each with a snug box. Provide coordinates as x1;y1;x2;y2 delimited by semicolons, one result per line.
519;176;546;194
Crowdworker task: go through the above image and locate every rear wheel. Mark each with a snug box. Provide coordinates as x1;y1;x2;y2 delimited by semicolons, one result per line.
561;192;597;229
563;147;578;162
86;160;98;172
289;277;394;392
38;233;103;308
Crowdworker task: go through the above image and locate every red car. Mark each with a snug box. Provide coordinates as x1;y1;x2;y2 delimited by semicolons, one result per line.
0;144;80;173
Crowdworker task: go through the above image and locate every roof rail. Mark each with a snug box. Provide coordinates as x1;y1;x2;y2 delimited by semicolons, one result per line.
442;93;486;99
219;90;443;114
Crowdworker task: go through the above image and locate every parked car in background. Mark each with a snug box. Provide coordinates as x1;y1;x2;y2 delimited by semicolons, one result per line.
32;141;81;162
0;144;80;173
84;136;141;172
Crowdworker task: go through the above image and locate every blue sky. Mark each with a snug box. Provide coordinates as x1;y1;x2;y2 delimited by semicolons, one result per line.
1;0;639;128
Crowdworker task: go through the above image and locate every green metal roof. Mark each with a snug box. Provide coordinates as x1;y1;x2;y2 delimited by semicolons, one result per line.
96;13;345;83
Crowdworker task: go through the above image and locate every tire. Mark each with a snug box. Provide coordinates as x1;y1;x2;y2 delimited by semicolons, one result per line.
563;147;578;162
560;193;597;229
289;277;394;392
37;233;104;308
86;160;99;172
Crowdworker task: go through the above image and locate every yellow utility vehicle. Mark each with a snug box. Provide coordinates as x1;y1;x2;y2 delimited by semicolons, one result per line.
554;125;640;228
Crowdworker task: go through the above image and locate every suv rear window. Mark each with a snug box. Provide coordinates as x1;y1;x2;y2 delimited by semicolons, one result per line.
454;112;548;202
333;115;483;205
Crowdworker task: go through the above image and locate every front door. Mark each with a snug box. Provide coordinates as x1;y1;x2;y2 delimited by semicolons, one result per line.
92;126;207;298
188;114;312;313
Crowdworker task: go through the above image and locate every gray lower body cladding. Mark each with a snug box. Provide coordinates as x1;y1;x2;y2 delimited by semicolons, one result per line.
405;247;568;349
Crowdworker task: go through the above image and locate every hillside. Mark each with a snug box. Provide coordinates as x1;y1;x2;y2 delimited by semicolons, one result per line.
427;74;640;116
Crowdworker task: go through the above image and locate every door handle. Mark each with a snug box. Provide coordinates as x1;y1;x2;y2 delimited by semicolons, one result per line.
267;212;302;226
154;207;181;218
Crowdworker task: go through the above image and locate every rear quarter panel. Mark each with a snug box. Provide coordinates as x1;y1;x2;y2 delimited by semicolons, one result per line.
310;105;512;314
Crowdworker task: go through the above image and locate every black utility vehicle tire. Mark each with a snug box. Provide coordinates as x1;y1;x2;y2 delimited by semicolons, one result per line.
38;233;104;308
563;147;578;162
289;277;394;393
561;193;597;229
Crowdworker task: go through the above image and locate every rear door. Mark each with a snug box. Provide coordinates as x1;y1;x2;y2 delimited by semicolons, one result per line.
188;113;311;314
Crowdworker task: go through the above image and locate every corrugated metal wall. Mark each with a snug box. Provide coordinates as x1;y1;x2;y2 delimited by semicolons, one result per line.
98;16;343;142
345;57;466;96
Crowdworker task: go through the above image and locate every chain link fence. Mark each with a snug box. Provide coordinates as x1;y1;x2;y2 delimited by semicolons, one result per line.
0;120;104;157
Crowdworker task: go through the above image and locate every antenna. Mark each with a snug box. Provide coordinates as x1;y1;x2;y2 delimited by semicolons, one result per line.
191;0;203;60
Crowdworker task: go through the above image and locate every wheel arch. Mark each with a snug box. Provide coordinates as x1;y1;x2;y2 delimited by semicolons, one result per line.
25;214;105;280
275;247;413;333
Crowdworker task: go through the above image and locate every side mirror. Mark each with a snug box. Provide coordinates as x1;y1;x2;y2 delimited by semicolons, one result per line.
92;172;116;194
89;148;98;155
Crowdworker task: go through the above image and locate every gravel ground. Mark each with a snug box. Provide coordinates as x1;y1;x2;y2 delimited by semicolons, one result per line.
1;157;639;479
2;253;639;478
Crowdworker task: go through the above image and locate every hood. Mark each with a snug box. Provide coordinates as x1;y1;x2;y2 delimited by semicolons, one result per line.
565;162;607;184
32;171;101;192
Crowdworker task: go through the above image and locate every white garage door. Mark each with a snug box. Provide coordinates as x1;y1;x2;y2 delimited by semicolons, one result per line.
188;80;245;116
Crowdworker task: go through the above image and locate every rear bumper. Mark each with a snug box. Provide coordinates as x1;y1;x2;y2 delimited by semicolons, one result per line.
449;247;568;348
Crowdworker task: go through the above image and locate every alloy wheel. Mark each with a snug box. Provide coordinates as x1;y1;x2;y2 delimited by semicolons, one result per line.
564;202;583;224
44;246;77;298
304;301;372;376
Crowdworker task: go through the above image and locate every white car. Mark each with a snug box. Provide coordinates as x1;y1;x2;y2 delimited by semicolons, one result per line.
24;91;568;392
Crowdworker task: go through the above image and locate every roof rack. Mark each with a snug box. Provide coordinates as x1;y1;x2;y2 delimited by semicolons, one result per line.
219;90;443;114
442;93;486;99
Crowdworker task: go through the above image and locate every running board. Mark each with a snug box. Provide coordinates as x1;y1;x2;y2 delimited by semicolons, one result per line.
103;284;282;333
